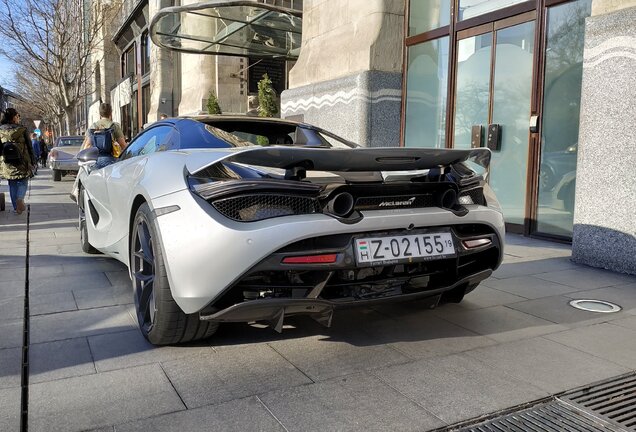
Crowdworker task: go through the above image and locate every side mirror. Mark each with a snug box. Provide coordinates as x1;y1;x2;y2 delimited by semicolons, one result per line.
76;147;98;164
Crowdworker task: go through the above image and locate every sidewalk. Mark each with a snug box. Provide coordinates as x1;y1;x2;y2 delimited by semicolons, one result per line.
1;168;636;432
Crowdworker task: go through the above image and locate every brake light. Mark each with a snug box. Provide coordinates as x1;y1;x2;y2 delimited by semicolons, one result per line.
282;254;338;264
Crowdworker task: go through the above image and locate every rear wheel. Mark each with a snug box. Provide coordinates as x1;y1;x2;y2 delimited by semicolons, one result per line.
131;203;218;345
52;169;62;181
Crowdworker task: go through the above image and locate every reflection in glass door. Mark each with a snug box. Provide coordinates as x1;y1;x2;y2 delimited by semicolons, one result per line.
453;18;535;226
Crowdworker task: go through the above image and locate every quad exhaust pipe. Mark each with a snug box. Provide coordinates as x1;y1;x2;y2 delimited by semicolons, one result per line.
325;192;355;217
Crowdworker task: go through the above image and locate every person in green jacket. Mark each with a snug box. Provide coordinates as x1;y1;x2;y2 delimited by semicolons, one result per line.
0;108;34;214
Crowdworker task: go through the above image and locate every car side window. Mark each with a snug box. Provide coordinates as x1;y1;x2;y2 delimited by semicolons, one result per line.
119;126;173;160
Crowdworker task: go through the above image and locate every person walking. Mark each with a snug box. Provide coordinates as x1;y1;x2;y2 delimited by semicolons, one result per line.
31;133;41;175
40;138;48;167
0;108;35;214
81;103;127;169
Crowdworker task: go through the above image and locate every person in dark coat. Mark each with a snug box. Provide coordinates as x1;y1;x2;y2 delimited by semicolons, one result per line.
0;108;34;214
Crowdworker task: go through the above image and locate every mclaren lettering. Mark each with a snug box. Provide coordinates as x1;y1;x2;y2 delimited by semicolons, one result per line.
378;197;416;207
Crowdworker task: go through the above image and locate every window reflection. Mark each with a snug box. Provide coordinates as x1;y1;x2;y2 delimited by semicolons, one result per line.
409;0;450;35
404;37;449;148
536;0;592;237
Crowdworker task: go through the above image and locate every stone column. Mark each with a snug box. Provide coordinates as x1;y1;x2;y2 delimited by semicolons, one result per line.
147;0;176;121
572;2;636;274
281;0;405;147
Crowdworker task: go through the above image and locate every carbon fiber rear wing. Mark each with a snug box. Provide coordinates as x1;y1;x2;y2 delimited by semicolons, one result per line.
186;146;491;177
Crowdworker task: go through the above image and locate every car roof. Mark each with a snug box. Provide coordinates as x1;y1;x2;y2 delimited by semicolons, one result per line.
56;135;84;139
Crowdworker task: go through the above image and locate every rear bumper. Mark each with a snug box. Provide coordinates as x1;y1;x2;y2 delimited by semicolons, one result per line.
151;189;505;314
201;269;491;325
49;159;78;171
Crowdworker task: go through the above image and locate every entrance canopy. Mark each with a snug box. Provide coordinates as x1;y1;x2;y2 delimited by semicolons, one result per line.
149;1;302;60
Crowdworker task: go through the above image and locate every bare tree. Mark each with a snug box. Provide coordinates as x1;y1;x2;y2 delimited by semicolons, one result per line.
0;0;111;134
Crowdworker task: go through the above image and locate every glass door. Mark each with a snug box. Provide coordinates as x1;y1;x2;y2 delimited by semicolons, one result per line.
452;14;536;228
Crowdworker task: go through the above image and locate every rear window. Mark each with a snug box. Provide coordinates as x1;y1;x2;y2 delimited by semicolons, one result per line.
56;138;83;147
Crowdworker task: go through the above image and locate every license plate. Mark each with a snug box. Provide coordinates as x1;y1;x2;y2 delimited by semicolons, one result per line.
355;232;455;265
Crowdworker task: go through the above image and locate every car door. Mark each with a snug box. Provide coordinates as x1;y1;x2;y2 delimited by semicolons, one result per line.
83;126;173;250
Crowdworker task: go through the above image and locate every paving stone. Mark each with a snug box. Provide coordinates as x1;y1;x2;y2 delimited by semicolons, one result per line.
375;353;547;425
0;347;21;389
0;320;23;349
360;312;497;360
30;305;136;344
29;338;95;384
534;267;636;290
261;372;444;432
440;285;527;309
29;273;113;295
545;323;636;369
0;386;20;432
30;291;77;316
0;278;24;300
161;344;312;409
0;296;23;322
268;331;409;381
116;396;283;432
89;329;214;372
505;295;626;327
28;364;185;432
464;337;629;394
73;284;132;310
104;270;131;287
492;256;578;279
437;305;568;343
610;315;636;330
482;275;579;299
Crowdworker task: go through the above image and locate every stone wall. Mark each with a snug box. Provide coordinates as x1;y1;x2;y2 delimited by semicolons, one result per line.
282;0;404;147
572;6;636;274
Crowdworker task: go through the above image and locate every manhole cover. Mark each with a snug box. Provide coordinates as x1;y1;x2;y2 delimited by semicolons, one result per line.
569;299;622;313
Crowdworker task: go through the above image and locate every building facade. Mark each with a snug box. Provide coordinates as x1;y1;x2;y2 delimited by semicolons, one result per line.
103;0;634;274
280;0;636;274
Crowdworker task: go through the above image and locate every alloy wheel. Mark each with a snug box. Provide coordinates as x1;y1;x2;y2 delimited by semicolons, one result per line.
132;219;156;333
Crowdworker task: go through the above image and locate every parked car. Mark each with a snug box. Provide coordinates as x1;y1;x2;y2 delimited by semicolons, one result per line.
75;115;504;345
48;135;85;181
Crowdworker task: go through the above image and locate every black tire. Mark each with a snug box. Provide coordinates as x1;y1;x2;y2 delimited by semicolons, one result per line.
79;189;100;254
131;203;218;345
52;169;62;181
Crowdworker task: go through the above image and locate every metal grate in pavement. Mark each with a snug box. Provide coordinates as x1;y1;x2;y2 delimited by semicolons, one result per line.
563;373;636;431
458;400;624;432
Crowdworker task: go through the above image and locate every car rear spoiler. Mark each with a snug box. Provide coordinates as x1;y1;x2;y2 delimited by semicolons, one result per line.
186;146;491;176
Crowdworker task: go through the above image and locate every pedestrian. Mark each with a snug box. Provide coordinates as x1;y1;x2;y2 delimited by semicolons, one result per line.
0;108;35;214
31;133;41;175
40;138;48;167
81;103;127;169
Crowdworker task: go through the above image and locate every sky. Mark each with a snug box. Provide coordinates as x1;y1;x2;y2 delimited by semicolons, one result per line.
0;55;15;91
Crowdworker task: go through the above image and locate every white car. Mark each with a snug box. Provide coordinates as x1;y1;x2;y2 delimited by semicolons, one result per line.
75;115;504;345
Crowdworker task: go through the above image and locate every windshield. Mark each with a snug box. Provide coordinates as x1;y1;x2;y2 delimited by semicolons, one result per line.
56;137;84;147
203;120;356;149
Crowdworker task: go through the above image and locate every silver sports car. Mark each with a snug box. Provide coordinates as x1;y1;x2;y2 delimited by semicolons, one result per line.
76;116;504;345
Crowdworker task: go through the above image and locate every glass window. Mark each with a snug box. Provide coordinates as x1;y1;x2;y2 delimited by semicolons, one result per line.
142;85;150;126
409;0;450;35
141;32;150;75
121;126;173;159
404;36;449;148
459;0;528;21
536;0;592;237
122;44;136;78
453;32;492;149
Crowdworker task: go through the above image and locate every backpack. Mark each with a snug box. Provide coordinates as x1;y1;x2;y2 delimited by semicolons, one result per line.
89;126;115;156
1;141;24;166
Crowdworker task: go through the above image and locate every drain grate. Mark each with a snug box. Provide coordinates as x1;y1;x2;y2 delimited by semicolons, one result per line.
458;401;623;431
563;373;636;431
